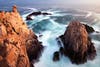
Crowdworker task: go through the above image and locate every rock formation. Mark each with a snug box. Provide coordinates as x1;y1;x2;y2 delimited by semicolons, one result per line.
53;51;60;61
26;11;51;20
83;24;95;33
0;5;43;67
60;21;96;64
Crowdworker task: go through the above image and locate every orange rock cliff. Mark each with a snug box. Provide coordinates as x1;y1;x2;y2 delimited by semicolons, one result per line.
0;5;43;67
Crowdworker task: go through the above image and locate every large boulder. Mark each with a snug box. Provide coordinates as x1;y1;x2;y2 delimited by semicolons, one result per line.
0;6;43;67
60;21;96;64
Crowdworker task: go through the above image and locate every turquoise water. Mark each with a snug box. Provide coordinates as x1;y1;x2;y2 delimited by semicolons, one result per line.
22;8;100;67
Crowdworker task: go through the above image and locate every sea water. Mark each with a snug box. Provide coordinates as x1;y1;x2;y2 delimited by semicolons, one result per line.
22;8;100;67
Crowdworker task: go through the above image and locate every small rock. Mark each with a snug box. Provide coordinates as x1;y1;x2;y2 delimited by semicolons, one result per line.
83;24;95;33
59;47;64;55
53;51;60;61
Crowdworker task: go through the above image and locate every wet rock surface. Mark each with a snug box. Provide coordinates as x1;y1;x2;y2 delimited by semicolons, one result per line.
0;6;43;67
83;24;95;33
26;11;51;20
53;51;60;61
59;21;96;64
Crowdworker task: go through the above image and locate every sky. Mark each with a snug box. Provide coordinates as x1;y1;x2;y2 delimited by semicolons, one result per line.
0;0;100;8
0;0;100;5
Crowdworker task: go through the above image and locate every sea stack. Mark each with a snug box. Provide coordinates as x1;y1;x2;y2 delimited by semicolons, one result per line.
0;6;43;67
60;21;96;64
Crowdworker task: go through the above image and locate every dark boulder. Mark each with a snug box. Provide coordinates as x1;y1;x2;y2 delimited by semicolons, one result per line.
60;21;96;64
26;11;52;20
53;51;60;61
42;12;51;15
26;11;41;20
83;24;95;33
26;16;33;20
87;37;96;60
30;11;41;16
59;47;64;55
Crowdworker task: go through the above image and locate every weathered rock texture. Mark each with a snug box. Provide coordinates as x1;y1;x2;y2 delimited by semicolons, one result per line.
0;6;43;67
60;21;96;64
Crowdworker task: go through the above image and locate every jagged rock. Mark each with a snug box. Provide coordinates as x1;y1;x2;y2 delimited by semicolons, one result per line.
26;11;51;20
53;51;60;61
60;21;96;64
26;11;41;20
26;31;44;62
83;24;95;33
12;5;18;13
0;6;43;67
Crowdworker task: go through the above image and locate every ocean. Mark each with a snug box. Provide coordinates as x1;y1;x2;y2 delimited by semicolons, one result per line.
0;2;100;67
23;8;100;67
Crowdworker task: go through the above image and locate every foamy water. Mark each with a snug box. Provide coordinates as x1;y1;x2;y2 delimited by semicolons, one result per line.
22;8;100;67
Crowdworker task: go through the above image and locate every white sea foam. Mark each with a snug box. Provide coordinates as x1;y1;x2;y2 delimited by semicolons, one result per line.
22;8;100;67
86;12;93;18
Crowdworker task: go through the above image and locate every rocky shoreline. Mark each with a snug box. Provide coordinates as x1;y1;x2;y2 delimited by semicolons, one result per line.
0;6;97;67
0;6;43;67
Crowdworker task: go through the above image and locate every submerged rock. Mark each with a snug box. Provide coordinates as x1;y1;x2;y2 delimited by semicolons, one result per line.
60;21;96;64
0;6;43;67
53;51;60;61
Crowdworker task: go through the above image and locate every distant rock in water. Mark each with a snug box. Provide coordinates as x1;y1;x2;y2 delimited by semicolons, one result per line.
26;11;51;20
26;16;33;20
42;12;51;15
83;24;95;33
60;21;96;64
53;51;60;61
0;6;43;67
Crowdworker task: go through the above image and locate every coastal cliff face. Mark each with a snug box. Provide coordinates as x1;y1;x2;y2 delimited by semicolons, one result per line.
60;21;96;64
0;6;43;67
